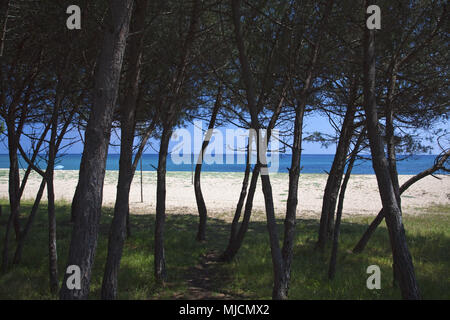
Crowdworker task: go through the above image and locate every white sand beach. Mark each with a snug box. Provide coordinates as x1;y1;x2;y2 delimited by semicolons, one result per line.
0;169;449;221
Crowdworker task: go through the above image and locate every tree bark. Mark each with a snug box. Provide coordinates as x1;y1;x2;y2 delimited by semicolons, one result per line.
220;94;284;263
154;126;172;283
1;119;21;273
328;132;363;279
46;83;63;294
151;0;200;284
59;0;134;300
13;179;46;264
362;9;420;299
384;65;401;286
47;146;59;294
220;162;260;262
279;103;305;297
195;88;221;241
70;183;80;223
220;142;251;261
101;0;148;300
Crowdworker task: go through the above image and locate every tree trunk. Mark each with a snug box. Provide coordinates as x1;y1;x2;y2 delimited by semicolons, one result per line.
328;132;363;279
13;179;46;264
260;169;286;300
231;0;302;299
352;209;385;253
274;0;335;297
317;79;357;250
279;103;305;297
362;11;420;299
385;67;401;286
152;0;200;284
154;126;172;283
220;163;260;262
1;120;21;273
70;183;80;223
231;0;286;300
46;55;73;294
101;0;148;300
195;89;221;241
126;207;131;239
46;105;59;294
59;0;134;300
101;117;135;298
46;161;59;294
220;96;284;262
220;142;251;261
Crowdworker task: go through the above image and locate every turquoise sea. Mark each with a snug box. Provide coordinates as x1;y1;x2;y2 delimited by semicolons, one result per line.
0;153;444;175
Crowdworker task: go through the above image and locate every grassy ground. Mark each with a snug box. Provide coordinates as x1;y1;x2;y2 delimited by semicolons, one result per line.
0;200;449;300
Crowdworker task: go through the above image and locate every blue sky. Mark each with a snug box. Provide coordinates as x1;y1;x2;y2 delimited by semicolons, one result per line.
0;112;447;155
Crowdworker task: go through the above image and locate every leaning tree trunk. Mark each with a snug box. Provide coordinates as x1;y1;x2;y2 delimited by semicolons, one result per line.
101;0;148;300
385;66;401;207
385;69;402;286
220;100;283;263
223;0;262;265
317;106;356;250
317;79;357;250
220;84;285;262
195;89;221;241
362;12;420;299
13;179;46;264
154;126;172;283
352;150;450;253
220;163;260;262
13;95;76;266
220;142;251;261
59;0;134;300
328;132;363;279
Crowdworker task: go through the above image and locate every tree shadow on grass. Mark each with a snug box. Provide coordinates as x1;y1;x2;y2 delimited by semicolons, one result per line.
0;200;449;299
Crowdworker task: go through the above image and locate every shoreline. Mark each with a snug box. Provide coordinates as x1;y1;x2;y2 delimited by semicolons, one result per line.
0;169;449;221
1;168;448;175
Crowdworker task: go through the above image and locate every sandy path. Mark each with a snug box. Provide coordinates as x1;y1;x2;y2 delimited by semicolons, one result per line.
0;169;448;221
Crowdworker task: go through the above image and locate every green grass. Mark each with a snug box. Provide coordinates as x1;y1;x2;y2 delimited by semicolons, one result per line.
0;200;449;300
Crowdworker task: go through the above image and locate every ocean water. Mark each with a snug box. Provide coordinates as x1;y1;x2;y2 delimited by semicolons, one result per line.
0;153;444;175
